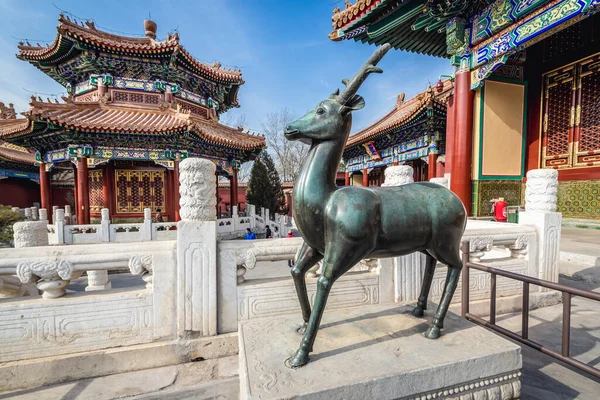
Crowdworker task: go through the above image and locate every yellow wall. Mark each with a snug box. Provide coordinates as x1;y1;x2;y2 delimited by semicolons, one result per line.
480;80;525;177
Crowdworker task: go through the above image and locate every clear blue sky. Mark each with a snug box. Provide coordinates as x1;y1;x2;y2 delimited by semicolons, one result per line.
0;0;452;134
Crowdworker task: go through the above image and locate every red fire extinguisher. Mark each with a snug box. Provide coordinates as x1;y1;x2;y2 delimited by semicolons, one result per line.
494;197;507;223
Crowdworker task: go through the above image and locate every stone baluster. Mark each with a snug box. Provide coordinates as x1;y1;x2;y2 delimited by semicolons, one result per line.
101;208;110;242
24;208;32;221
519;169;561;284
85;270;112;291
143;208;152;241
13;220;49;248
52;205;59;223
469;237;494;263
55;209;65;244
260;207;265;219
381;165;414;187
64;205;72;225
232;205;238;217
39;208;48;222
177;158;218;337
237;264;247;284
265;208;270;223
31;206;39;221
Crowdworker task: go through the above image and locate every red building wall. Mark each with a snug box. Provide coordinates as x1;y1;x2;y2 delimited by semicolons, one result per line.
218;186;248;214
0;178;40;208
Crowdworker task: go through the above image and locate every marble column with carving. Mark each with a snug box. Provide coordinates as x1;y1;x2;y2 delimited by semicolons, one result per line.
176;158;218;337
381;165;414;187
519;169;561;284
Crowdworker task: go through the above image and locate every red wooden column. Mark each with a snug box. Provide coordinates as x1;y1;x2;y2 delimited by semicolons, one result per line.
428;153;438;180
445;94;456;177
231;165;239;209
174;156;181;222
77;157;90;224
39;163;52;222
362;168;368;186
450;70;474;215
344;172;350;186
102;162;114;217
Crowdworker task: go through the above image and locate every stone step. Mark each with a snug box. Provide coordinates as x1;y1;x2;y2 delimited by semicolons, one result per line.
0;356;239;400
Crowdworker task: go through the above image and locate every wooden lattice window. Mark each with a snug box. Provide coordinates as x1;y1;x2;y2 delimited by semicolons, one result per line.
175;99;209;118
112;90;161;105
89;170;104;213
542;55;600;169
115;170;165;213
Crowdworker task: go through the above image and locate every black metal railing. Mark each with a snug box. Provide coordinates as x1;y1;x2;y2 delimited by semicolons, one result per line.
460;241;600;379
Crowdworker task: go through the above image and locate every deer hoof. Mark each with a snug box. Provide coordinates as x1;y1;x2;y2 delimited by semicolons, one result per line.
425;326;441;340
296;323;308;335
289;349;310;368
411;306;425;318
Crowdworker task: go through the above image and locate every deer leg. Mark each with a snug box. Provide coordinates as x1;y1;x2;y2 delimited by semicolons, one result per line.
290;242;323;334
411;254;437;318
425;266;461;339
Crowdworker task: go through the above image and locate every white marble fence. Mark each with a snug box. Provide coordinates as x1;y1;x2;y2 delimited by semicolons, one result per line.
0;164;562;387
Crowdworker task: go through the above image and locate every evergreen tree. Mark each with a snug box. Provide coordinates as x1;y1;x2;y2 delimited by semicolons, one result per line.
260;152;287;216
246;158;271;212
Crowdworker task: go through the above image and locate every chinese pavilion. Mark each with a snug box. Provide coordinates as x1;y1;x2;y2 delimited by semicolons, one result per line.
0;102;40;207
343;80;452;186
329;0;600;220
0;15;266;223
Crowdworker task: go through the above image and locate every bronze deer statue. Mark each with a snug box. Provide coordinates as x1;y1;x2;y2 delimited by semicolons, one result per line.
284;44;467;368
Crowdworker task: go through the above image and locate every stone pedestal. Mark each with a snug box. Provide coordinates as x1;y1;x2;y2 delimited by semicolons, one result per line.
85;270;112;291
13;221;49;248
381;165;413;187
239;304;521;400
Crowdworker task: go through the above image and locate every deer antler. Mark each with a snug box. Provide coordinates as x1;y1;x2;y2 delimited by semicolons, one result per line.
336;43;391;106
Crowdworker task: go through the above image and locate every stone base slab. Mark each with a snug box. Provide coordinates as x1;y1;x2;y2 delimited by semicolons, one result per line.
0;334;238;392
239;304;522;400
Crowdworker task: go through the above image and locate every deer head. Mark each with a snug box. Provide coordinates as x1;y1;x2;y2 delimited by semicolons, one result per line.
284;44;391;144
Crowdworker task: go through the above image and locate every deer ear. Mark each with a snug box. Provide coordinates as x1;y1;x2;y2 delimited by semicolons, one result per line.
329;88;340;99
342;94;365;114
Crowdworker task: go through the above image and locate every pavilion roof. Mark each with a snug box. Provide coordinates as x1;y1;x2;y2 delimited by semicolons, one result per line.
0;141;36;165
329;0;448;58
346;78;452;148
0;98;266;152
17;14;243;85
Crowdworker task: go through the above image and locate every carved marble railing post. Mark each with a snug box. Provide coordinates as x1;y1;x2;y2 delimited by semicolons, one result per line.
430;177;449;189
39;208;48;223
13;221;49;248
381;165;413;187
177;158;218;337
469;237;494;262
101;208;110;242
52;205;58;223
143;208;152;241
31;206;39;221
64;205;72;225
24;208;32;221
55;209;65;244
519;169;561;284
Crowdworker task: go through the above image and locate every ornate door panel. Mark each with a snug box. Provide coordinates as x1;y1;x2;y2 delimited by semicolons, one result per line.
115;169;165;213
576;56;600;167
542;65;576;169
89;170;104;213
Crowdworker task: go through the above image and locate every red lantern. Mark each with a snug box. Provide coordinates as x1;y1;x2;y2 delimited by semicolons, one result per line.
436;79;444;93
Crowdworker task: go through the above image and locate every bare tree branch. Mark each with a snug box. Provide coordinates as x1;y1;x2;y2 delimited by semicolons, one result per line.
261;108;310;182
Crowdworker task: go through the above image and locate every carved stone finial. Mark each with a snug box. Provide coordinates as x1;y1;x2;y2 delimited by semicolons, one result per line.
381;165;414;187
101;208;110;221
179;158;217;221
525;169;558;212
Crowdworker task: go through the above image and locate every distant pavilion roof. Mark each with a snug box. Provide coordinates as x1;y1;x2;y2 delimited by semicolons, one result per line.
0;141;36;165
16;15;244;112
0;97;265;153
346;78;452;148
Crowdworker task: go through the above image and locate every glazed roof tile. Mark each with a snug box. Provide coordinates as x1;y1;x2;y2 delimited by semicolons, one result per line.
346;79;452;147
0;99;265;151
0;140;36;164
17;14;243;84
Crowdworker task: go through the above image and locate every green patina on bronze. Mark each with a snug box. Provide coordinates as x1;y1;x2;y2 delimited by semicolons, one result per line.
284;44;467;368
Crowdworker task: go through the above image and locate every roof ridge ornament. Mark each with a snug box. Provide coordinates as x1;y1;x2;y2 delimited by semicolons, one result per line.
144;19;157;40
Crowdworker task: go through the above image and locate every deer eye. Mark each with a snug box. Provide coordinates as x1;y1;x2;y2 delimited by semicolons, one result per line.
316;107;325;115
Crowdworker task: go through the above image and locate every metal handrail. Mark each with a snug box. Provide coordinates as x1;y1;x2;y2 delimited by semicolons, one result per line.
460;241;600;380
